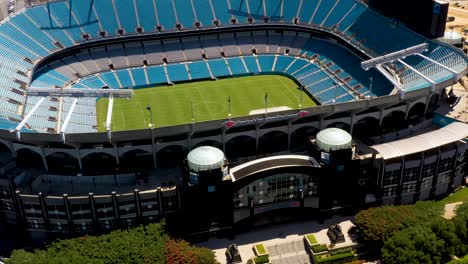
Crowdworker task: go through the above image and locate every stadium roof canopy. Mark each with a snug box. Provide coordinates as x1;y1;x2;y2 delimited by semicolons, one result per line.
371;122;468;160
187;146;225;172
316;128;353;152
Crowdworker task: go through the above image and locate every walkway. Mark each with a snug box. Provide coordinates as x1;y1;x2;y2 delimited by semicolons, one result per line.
442;202;464;220
268;240;311;264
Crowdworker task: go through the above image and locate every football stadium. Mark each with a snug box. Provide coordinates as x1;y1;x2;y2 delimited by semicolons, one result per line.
0;0;467;245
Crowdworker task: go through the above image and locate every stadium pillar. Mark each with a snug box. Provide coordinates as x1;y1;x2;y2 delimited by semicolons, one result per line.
222;129;226;152
379;110;385;127
255;126;260;155
40;147;49;171
287;122;292;151
349;114;356;135
150;128;157;169
75;147;83;173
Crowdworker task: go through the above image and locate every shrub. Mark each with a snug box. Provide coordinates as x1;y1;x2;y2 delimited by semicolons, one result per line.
330;248;352;256
254;244;267;255
312;244;328;253
306;234;318;245
254;255;270;264
314;251;357;264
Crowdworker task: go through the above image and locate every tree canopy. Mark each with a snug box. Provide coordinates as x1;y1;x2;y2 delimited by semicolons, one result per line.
354;201;443;247
6;222;218;264
381;202;468;264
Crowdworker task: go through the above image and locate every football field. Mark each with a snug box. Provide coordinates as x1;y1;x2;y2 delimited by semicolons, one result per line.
96;75;317;131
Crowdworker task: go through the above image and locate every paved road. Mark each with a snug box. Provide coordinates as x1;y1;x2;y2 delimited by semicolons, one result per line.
267;240;312;264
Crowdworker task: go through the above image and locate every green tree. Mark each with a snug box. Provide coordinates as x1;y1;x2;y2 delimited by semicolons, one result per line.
354;201;443;249
6;222;216;264
164;239;218;264
382;225;446;264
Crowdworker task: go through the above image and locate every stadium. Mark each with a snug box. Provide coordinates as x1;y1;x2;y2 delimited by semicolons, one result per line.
0;0;467;245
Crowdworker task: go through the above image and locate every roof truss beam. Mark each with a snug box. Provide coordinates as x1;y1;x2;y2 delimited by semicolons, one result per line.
106;94;114;131
361;43;428;70
26;88;133;98
397;59;436;91
60;98;78;142
13;97;45;140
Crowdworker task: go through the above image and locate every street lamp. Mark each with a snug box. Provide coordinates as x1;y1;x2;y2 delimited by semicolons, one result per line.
146;106;154;128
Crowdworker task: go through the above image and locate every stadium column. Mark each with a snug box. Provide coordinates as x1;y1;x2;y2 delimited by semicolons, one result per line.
75;147;83;173
133;189;142;224
62;194;73;234
378;109;385;127
349;114;356;135
40;146;49;171
150;128;157;168
255;125;260;155
222;129;226;152
38;192;50;231
287;121;292;151
88;193;99;233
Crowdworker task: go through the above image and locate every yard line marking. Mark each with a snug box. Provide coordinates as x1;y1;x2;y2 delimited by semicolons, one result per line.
194;86;215;120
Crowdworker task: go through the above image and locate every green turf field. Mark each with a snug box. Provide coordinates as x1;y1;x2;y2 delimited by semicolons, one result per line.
96;75;317;131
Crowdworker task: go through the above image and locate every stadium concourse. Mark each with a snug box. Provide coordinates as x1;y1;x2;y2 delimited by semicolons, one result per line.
0;0;466;248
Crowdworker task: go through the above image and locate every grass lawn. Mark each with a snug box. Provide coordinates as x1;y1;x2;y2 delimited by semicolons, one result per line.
254;244;267;255
306;234;318;245
97;75;317;131
440;187;468;204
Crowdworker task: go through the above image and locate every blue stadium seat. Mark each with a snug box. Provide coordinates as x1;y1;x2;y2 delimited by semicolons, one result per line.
173;0;196;28
1;22;50;57
135;0;157;33
44;1;85;41
24;7;75;47
265;0;283;21
10;15;57;51
93;0;119;35
68;0;101;38
298;0;318;23
114;0;139;34
243;56;259;72
274;56;294;72
208;59;231;77
147;66;168;84
154;0;177;30
211;0;232;25
187;61;211;80
167;64;189;82
227;58;248;74
193;0;215;26
115;69;134;88
258;55;275;72
282;0;300;22
100;72;120;89
131;68;147;86
322;0;354;28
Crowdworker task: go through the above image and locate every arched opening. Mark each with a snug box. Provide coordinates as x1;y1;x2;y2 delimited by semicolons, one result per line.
156;145;188;168
192;140;223;150
259;131;288;155
225;136;256;160
226;124;256;134
46;152;80;175
407;102;426;125
290;126;319;151
16;148;44;169
81;153;117;176
0;142;12;163
326;122;351;132
381;111;407;133
120;149;154;173
352;117;381;139
426;93;440;115
292;115;320;125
